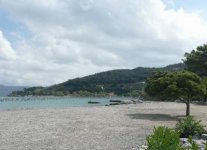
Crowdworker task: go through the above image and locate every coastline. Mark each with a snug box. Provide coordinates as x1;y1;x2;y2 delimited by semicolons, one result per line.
0;102;206;150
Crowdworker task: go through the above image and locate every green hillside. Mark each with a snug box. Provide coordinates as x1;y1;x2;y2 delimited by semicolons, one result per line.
9;63;185;97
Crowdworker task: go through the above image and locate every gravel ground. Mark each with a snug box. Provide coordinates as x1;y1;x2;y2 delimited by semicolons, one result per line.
0;102;206;150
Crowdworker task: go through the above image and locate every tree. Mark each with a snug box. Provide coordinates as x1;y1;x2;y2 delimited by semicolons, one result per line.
183;44;207;76
183;44;207;102
201;77;207;102
145;70;206;116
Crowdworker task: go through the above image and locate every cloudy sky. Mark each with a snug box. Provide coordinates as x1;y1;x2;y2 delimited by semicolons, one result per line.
0;0;207;86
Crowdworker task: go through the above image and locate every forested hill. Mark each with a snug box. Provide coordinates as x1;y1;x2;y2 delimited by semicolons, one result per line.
9;63;185;97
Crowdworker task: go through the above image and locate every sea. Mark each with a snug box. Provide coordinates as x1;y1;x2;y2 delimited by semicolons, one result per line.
0;96;126;110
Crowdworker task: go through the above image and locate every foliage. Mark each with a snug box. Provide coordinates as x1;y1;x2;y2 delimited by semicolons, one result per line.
202;77;207;102
184;44;207;102
144;117;206;150
187;136;199;150
9;63;185;97
145;70;206;116
145;70;205;101
144;71;168;100
146;126;182;150
183;44;207;76
175;116;205;138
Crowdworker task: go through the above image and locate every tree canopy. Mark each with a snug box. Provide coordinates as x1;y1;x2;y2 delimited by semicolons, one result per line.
145;70;206;116
183;44;207;76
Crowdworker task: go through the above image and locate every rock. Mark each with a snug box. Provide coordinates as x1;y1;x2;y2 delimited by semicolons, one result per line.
140;145;148;150
196;139;207;150
181;142;192;149
140;138;206;150
180;138;188;144
121;100;133;104
109;99;137;105
132;99;143;103
200;139;206;144
201;134;207;140
180;138;207;150
200;144;206;150
195;140;202;146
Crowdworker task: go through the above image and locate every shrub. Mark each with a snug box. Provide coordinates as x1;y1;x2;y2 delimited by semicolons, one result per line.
188;136;199;150
175;116;205;138
146;126;182;150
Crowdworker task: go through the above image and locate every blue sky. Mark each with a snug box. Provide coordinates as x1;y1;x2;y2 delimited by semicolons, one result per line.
0;9;19;41
0;0;207;86
164;0;207;18
0;9;31;47
164;0;207;10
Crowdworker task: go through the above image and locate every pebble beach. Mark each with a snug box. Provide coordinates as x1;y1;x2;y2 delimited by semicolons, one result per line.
0;102;206;150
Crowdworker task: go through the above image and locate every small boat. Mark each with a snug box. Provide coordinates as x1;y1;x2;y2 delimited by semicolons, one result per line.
88;101;100;104
109;100;122;103
109;102;120;105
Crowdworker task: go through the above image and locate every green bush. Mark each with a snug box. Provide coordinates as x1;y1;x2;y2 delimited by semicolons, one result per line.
205;143;207;150
188;136;199;150
175;116;205;138
146;126;182;150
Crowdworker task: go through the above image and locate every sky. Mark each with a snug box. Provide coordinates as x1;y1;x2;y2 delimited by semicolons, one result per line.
0;0;207;86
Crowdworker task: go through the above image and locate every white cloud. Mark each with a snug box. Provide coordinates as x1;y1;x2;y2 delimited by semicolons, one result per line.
0;0;207;86
0;31;16;60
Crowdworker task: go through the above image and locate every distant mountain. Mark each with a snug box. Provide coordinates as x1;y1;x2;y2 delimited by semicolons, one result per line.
0;85;27;96
9;63;185;97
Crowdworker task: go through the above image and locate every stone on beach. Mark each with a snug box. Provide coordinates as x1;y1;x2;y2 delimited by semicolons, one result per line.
0;102;206;150
202;134;207;140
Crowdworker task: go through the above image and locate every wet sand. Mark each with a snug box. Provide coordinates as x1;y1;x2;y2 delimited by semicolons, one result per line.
0;102;206;150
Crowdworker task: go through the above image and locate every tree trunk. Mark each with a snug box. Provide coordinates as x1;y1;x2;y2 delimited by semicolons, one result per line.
186;100;190;116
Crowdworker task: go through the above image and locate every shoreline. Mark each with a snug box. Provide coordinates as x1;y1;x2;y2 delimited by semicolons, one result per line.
0;102;206;150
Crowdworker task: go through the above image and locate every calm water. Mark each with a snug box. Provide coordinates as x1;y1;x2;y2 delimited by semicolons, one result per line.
0;96;123;110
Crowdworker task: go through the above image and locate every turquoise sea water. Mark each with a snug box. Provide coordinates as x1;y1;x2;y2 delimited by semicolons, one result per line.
0;96;121;110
